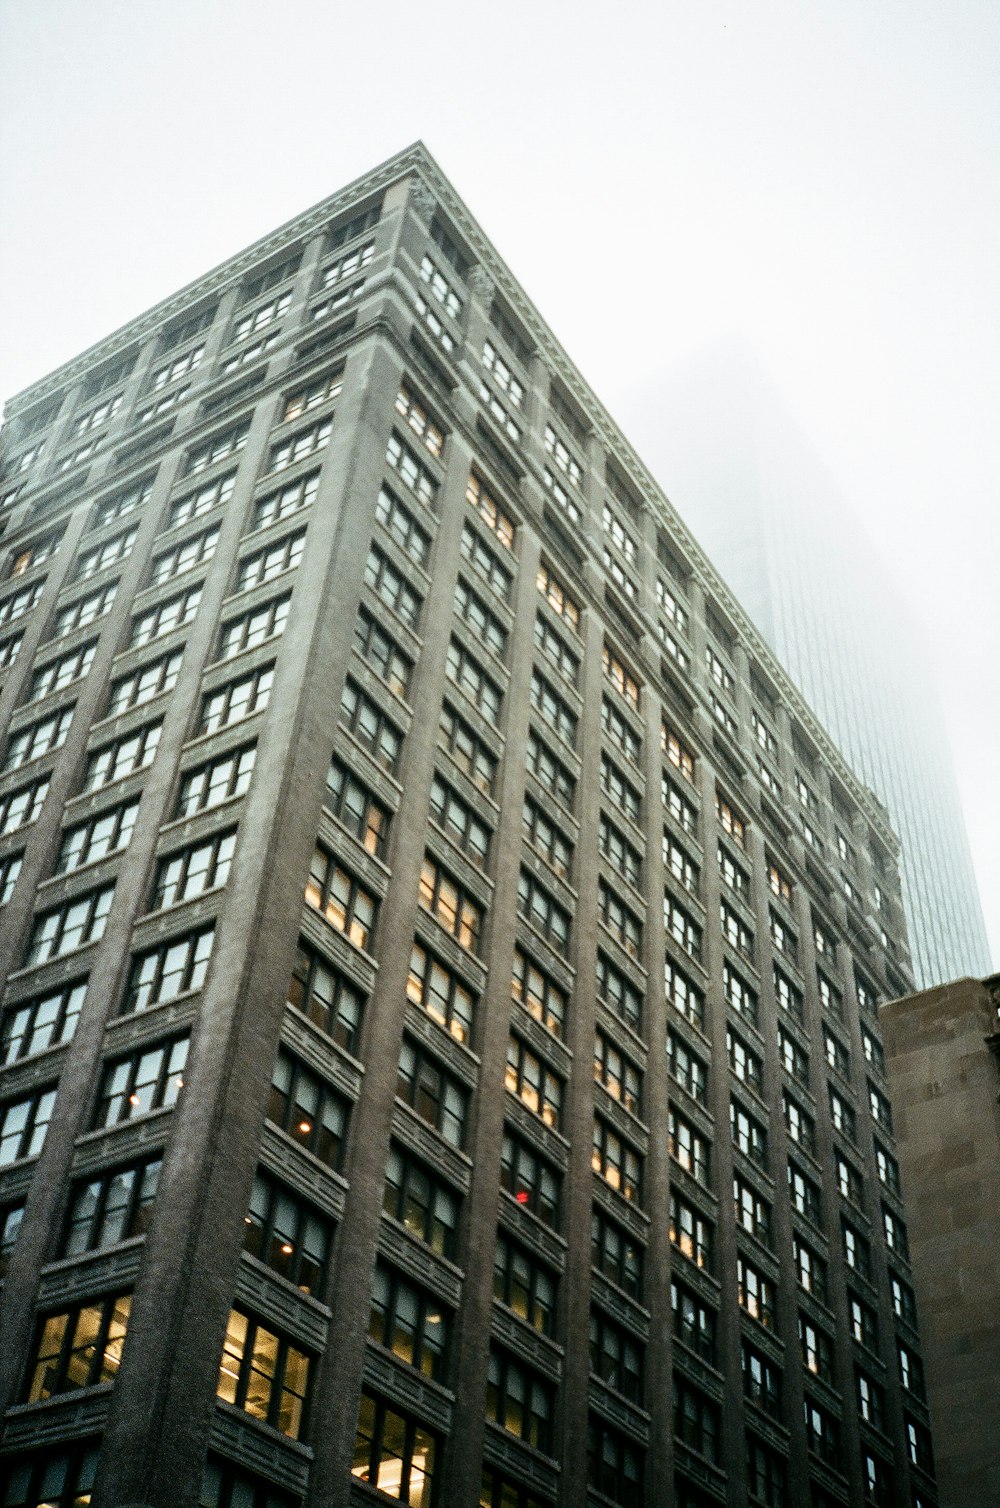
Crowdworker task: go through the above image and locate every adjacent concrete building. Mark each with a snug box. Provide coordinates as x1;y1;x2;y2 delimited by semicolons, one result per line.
881;973;1000;1507
0;145;938;1508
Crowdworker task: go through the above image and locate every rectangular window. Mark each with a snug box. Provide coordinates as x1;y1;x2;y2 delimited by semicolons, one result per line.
92;477;153;530
57;798;139;873
0;580;44;627
716;792;747;847
268;1048;349;1168
428;774;490;867
523;795;571;878
789;1162;823;1224
351;607;411;699
150;344;204;391
602;697;641;766
377;485;431;567
63;1155;161;1257
268;417;332;475
123;926;214;1013
466;473;515;551
244;1168;330;1296
305;844;378;951
9;531;61;577
673;1375;719;1464
603;645;640;710
0;774;50;834
665;895;701;961
527;728;575;809
446;637;500;719
727;1028;764;1095
734;1174;771;1246
747;1436;786;1506
793;1234;827;1302
236;529;305;591
587;1416;642;1508
777;1029;810;1085
0;851;21;905
601;813;642;888
674;1279;716;1363
875;1141;901;1193
829;1086;857;1142
108;649;183;716
501;1127;560;1227
592;1306;644;1404
152;828;236;910
664;832;699;894
198;665;273;733
737;1256;774;1328
453;577;505;660
506;1034;562;1128
663;724;695;782
494;1232;556;1335
668;1030;708;1104
535;614;578;687
594;1031;642;1115
369;1260;449;1380
4;706;74;772
1;979;86;1065
419;854;483;952
168;470;236;530
407;940;476;1045
594;1116;642;1202
177;744;255;818
232;291;292;341
601;755;641;825
28;642;99;704
460;524;512;606
383;1142;459;1258
26;1293;131;1402
482;340;526;408
149;524;219;587
544;424;582;488
592;1206;643;1299
724;962;758;1027
395;383;444;457
363;545;422;632
339;679;402;773
288;937;365;1051
783;1092;816;1153
218;595;290;661
512;948;566;1039
721;902;754;957
843;1220;872;1280
130;584;202;648
253;470;320;532
774;966;804;1023
599;951;643;1033
420;252;463;316
0;633;22;673
26;885;114;966
385;431;437;506
437;701;495;795
352;1389;438;1504
669;1190;712;1270
487;1345;554;1453
319;238;373;286
665;958;703;1032
52;581;118;638
519;868;571;955
398;1037;467;1147
283;367;343;423
669;1106;710;1184
536;563;579;628
0;1085;57;1164
848;1293;879;1352
216;1307;310;1439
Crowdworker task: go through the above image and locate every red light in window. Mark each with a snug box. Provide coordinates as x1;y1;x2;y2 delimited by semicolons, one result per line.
515;1190;529;1204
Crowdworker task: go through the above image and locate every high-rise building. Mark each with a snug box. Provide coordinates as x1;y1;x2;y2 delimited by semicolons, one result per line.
620;348;992;988
0;145;937;1508
880;971;1000;1508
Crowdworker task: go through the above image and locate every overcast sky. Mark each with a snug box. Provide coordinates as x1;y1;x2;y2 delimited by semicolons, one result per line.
1;0;997;966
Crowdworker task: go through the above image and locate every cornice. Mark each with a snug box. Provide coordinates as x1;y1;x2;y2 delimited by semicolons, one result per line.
4;140;899;853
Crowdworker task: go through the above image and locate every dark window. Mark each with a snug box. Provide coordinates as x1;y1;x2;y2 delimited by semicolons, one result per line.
591;1305;643;1402
439;701;496;795
506;1034;563;1129
587;1414;642;1508
672;1278;716;1363
369;1261;449;1381
397;1038;467;1148
673;1375;719;1463
383;1143;459;1259
486;1345;554;1453
594;1117;642;1203
340;677;403;772
63;1156;161;1257
244;1170;331;1296
267;1049;349;1169
592;1206;643;1299
500;1129;560;1228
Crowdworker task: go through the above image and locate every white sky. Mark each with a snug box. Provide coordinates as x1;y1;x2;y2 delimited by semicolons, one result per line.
1;0;997;967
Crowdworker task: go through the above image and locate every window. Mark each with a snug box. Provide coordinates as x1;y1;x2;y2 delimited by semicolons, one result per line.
892;1274;918;1326
453;576;503;653
813;918;836;959
130;584;202;647
29;641;98;706
305;845;378;951
501;1128;560;1226
288;937;364;1050
410;940;479;1049
536;562;579;628
804;1398;840;1467
150;343;204;391
673;1377;719;1464
779;1097;814;1162
727;1029;763;1094
395;382;444;457
669;1031;708;1104
668;1107;710;1184
768;910;798;963
603;646;640;710
883;1206;909;1259
4;706;74;772
665;958;704;1032
672;1279;715;1362
152;829;237;910
232;291;292;342
199;664;273;733
0;775;49;835
767;859;793;902
753;712;780;759
669;1190;712;1269
439;701;496;794
82;720;161;792
869;1082;893;1132
253;470;320;531
824;1029;851;1077
601;813;642;888
818;972;843;1019
55;800;138;877
788;1162;823;1225
592;1206;643;1298
26;1293;131;1402
774;967;804;1023
0;1085;57;1164
602;697;641;765
482;341;525;410
340;677;402;773
705;646;735;697
148;525;220;589
793;1234;827;1301
731;1099;768;1167
848;1292;879;1351
545;468;583;526
738;1256;774;1328
63;1155;162;1257
721;902;754;958
587;1415;642;1508
352;1389;437;1505
663;832;699;893
218;596;290;661
724;963;758;1027
716;791;747;847
446;637;500;718
530;669;576;748
2;979;86;1065
742;1341;781;1419
0;580;44;627
122;925;214;1012
856;1369;885;1431
369;1261;449;1379
544;424;582;487
398;1037;466;1147
842;1220;872;1280
592;1306;643;1403
386;431;437;505
268;1049;349;1169
91;477;153;531
420;250;463;314
663;724;695;782
734;1174;771;1246
326;759;390;857
268;417;332;475
664;896;701;960
718;844;751;900
1;1201;26;1278
168;470;236;530
383;1142;459;1258
523;795;571;877
593;1031;641;1116
177;744;256;817
527;729;575;808
107;648;184;716
777;1028;810;1085
601;754;641;825
200;1460;298;1508
507;1035;562;1128
599;880;642;958
0;633;22;673
0;850;21;904
419;855;482;952
535;614;578;686
862;1027;887;1074
898;1342;925;1399
10;532;61;577
829;1086;857;1142
875;1141;901;1193
26;884;114;966
52;581;117;639
746;1437;786;1506
494;1232;556;1335
320;235;374;282
236;529;305;590
519;868;571;955
216;1308;309;1439
284;367;344;423
94;1034;188;1126
487;1345;554;1452
512;948;565;1039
